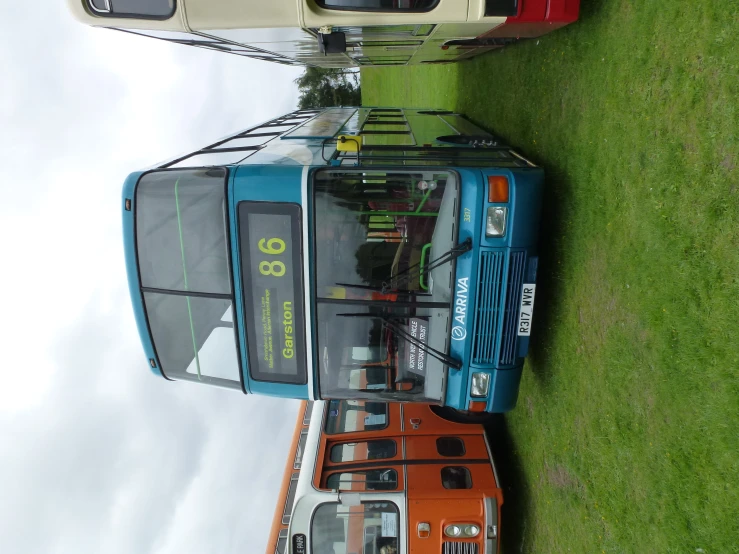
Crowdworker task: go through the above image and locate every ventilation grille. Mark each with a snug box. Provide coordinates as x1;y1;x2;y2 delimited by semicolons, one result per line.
470;251;505;364
443;541;480;554
470;250;526;366
499;251;526;365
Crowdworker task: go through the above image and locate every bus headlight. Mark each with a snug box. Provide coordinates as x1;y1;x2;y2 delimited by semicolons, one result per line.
463;524;480;537
486;207;507;237
471;372;491;397
444;524;480;538
444;525;462;537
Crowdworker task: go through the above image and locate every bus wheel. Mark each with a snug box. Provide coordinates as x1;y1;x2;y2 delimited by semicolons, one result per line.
431;406;495;424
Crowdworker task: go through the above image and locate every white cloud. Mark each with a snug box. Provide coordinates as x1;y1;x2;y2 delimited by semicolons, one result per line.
0;1;304;552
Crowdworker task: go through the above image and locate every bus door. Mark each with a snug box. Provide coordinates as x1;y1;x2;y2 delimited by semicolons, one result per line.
402;432;497;497
322;399;495;474
336;25;436;67
321;402;495;492
319;425;497;550
321;431;494;492
317;401;407;554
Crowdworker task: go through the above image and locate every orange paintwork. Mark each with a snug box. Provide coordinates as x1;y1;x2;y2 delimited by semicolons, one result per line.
401;403;481;434
316;403;502;553
405;432;500;554
270;400;503;554
407;497;486;554
468;400;488;412
265;400;308;554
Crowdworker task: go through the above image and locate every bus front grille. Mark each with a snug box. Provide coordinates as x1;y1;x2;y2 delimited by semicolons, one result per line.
499;251;526;366
442;541;479;554
471;250;526;366
471;251;505;364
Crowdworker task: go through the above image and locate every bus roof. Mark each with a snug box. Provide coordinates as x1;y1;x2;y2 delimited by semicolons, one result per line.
265;400;308;554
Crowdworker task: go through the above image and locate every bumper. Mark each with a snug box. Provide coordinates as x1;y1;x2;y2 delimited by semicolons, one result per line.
484;497;500;554
477;0;580;39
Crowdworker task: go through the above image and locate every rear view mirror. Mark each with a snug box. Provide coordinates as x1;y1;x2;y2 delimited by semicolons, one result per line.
318;31;347;55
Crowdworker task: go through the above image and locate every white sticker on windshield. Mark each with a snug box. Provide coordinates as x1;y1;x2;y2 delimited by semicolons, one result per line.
381;512;398;538
364;414;386;426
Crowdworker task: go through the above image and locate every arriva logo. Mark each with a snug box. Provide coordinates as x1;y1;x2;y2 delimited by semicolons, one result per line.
451;277;469;341
451;326;466;340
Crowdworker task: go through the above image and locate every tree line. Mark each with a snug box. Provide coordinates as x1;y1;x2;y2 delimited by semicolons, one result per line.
295;67;361;109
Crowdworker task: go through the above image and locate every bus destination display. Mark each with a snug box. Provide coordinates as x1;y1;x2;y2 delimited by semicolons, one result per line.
238;203;306;384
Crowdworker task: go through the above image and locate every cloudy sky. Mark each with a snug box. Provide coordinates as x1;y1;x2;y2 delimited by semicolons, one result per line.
0;2;304;552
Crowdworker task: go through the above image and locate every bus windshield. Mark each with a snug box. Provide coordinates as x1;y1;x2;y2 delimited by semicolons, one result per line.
312;502;400;554
312;169;459;403
135;168;241;389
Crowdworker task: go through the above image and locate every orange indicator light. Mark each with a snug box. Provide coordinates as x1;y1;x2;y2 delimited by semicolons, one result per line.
488;175;509;203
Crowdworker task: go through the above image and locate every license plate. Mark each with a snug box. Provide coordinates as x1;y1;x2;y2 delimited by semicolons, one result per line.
517;284;536;336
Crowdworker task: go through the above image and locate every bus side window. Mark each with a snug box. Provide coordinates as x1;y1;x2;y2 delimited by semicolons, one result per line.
294;430;309;469
326;469;398;491
436;437;465;457
315;0;440;13
87;0;175;18
303;400;314;425
324;400;389;434
330;439;397;462
275;529;288;554
441;467;472;489
282;473;299;524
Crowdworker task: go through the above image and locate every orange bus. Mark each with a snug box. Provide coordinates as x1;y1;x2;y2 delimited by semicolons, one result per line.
267;400;314;554
267;399;503;554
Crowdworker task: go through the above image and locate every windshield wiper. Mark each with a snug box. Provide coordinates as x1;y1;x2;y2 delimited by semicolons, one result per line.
337;313;462;370
382;238;472;294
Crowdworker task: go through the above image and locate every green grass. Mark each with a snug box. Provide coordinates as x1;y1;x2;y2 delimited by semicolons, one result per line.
362;1;739;552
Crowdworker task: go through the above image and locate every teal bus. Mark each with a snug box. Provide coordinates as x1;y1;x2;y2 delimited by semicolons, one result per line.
123;107;543;419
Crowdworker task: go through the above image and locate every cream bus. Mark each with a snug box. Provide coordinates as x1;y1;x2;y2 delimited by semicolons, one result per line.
67;0;580;68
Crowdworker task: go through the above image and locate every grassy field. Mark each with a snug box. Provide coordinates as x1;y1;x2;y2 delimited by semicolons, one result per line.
363;1;738;552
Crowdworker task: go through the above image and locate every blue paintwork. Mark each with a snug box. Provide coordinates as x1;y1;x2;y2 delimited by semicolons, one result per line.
122;109;546;413
445;169;481;411
121;170;164;378
489;367;524;412
228;164;310;398
479;168;545;248
443;167;545;412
